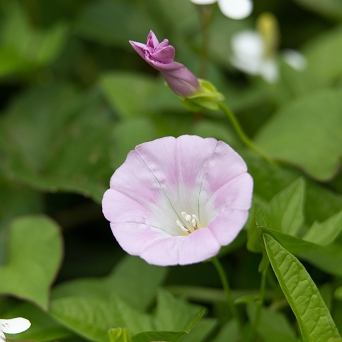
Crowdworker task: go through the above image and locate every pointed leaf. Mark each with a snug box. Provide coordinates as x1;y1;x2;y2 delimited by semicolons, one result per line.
263;234;340;342
268;178;305;235
303;210;342;246
0;215;63;310
50;296;114;342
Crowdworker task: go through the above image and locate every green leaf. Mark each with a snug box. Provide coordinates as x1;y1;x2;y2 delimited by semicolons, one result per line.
255;206;320;254
110;295;152;335
0;84;113;203
109;328;131;342
255;88;342;180
74;1;158;48
267;178;305;235
211;320;239;342
3;302;71;342
303;210;342;246
50;296;114;342
294;0;342;23
303;26;342;86
0;215;63;310
99;72;157;118
0;2;68;71
154;289;203;332
132;307;206;342
263;234;341;342
247;304;298;342
132;331;186;342
52;255;167;311
298;243;342;277
178;318;216;342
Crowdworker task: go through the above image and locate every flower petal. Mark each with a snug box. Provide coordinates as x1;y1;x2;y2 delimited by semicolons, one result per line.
110;222;172;258
282;49;307;71
259;59;279;83
178;229;221;265
208;209;249;246
207;173;253;213
151;45;175;64
218;0;253;19
190;0;217;4
0;318;31;334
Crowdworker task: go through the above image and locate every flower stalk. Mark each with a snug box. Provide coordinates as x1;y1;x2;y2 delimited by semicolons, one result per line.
218;102;274;163
211;257;243;331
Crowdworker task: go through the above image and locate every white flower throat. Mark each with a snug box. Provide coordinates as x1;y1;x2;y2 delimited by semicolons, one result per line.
176;211;199;234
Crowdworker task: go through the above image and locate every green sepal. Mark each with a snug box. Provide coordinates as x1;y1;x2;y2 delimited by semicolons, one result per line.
179;79;224;112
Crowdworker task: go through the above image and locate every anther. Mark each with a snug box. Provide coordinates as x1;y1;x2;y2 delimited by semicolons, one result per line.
177;220;190;233
181;211;192;222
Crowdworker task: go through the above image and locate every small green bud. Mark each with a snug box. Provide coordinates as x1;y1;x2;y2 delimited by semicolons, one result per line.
179;79;224;112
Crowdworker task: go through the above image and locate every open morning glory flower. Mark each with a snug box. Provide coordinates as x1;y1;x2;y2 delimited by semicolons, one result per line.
102;135;253;266
129;31;200;97
0;317;31;342
191;0;253;20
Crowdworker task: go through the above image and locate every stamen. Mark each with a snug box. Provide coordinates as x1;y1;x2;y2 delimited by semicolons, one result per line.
176;211;199;234
177;220;190;233
181;211;192;222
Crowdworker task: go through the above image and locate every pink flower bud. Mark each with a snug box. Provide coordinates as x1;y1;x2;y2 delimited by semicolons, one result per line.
129;31;200;97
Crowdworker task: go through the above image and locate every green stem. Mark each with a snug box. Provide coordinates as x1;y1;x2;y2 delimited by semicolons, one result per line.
218;102;274;163
246;264;269;342
212;257;243;330
195;5;215;78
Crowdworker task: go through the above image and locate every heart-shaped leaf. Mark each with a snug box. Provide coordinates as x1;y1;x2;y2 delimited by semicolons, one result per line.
0;215;63;310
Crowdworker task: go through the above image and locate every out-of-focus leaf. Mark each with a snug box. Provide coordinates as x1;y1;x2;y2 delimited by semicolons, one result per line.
50;296;114;342
303;210;342;246
0;84;113;203
211;320;239;342
52;255;167;312
178;317;216;342
100;72;157;118
154;289;202;332
303;26;342;86
0;215;63;310
0;2;68;76
111;118;159;169
298;243;342;277
255;89;342;181
264;234;341;342
74;1;158;48
109;328;131;342
293;0;342;20
267;178;305;235
110;295;152;335
247;304;298;342
3;302;71;341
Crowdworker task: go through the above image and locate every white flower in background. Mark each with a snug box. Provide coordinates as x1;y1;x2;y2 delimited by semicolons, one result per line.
191;0;253;20
230;13;307;83
0;317;31;342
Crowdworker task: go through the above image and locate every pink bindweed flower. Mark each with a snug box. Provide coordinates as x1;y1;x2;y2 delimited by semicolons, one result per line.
129;31;200;97
102;135;253;266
